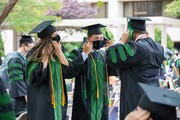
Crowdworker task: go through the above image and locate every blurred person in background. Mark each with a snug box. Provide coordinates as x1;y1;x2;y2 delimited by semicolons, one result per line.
6;35;34;117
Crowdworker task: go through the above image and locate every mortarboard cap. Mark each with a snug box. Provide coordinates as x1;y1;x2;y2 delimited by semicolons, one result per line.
29;20;56;38
127;17;151;31
82;23;106;37
19;35;34;43
138;83;180;120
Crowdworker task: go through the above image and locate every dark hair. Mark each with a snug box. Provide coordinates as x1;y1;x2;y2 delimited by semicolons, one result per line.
20;41;29;47
134;30;146;34
19;37;33;47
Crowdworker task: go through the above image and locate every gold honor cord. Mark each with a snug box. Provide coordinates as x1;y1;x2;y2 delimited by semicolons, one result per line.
59;61;66;106
106;65;111;106
49;62;56;108
90;53;99;98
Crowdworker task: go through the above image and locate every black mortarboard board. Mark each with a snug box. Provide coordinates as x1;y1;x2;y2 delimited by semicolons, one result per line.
81;23;106;37
29;20;56;38
19;35;34;43
138;83;180;120
127;17;151;31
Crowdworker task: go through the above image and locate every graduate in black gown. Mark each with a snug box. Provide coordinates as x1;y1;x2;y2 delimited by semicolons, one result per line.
66;24;116;120
26;20;70;120
6;35;34;117
106;17;165;120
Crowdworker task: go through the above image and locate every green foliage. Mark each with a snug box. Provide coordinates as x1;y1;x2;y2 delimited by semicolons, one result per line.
61;42;82;54
6;0;61;32
155;27;161;44
154;27;174;50
0;34;5;56
165;0;180;17
0;0;7;11
167;35;174;50
97;1;104;8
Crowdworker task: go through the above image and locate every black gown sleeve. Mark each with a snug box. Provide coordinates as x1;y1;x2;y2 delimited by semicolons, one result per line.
7;58;27;98
106;42;143;71
63;49;85;79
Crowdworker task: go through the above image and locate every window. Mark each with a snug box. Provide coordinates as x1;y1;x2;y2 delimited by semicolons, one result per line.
91;2;108;18
124;1;162;17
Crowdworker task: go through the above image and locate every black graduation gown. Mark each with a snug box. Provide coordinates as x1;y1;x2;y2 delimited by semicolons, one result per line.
26;51;70;120
6;52;27;116
0;63;9;89
106;38;164;120
66;49;116;120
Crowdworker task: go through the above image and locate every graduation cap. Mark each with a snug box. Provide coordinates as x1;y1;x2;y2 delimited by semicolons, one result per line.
19;35;34;43
29;20;56;38
127;17;151;31
81;23;106;37
138;83;180;120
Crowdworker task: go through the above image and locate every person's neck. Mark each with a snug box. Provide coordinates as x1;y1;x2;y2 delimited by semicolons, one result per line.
18;48;26;56
135;34;148;42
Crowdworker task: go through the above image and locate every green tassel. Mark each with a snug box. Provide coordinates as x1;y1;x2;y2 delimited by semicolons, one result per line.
127;21;134;41
117;46;127;61
110;48;117;63
124;43;135;56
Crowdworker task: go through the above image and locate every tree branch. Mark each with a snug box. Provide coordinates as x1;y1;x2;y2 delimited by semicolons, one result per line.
0;0;19;29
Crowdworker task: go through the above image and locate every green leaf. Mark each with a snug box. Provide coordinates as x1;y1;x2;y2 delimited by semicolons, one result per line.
165;0;180;17
97;1;104;8
6;0;61;32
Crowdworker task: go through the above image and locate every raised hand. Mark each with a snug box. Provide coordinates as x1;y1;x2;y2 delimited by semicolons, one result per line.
82;42;93;55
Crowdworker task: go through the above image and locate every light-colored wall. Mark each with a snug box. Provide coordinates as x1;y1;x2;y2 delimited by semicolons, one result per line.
1;30;14;55
123;2;133;17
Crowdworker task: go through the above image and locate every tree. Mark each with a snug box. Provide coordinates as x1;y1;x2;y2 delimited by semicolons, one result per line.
165;0;180;17
48;0;98;19
155;27;174;50
0;34;4;56
1;0;61;32
0;0;19;32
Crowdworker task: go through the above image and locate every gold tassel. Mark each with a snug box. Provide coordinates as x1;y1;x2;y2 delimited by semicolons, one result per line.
51;94;56;108
49;62;56;108
60;62;66;106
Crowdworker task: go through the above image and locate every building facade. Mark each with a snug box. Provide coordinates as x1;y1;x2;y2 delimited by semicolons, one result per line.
57;0;180;49
1;0;180;55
